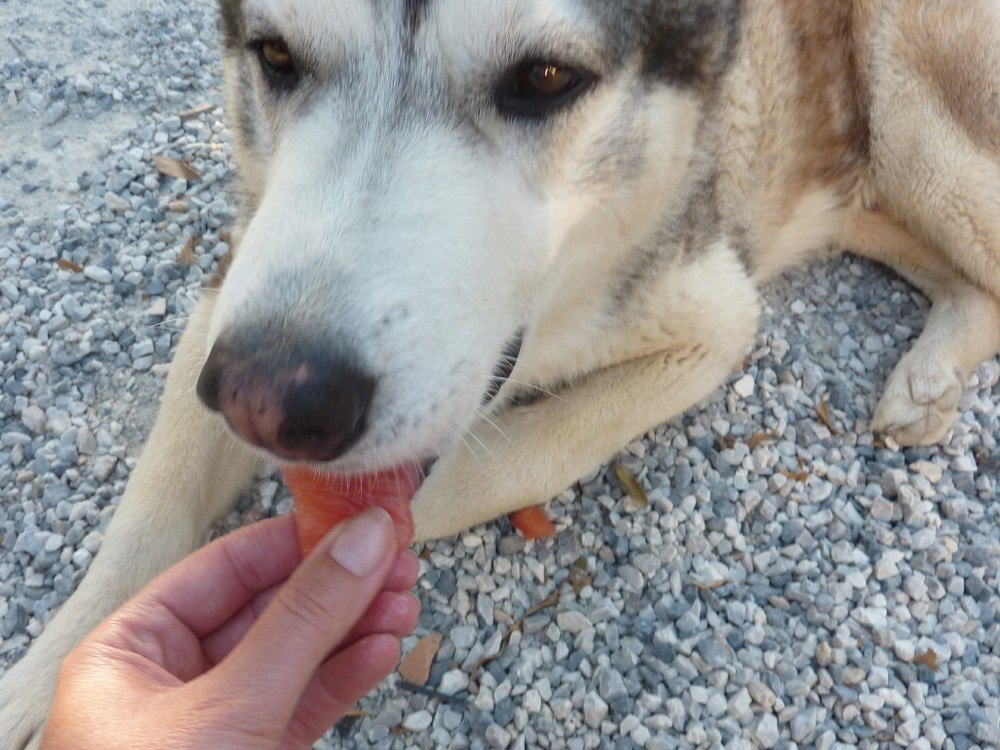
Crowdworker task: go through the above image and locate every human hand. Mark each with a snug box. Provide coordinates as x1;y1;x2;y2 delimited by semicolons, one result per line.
42;508;420;750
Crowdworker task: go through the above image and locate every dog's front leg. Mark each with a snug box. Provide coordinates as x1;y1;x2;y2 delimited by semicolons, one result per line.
411;346;740;540
0;290;262;750
412;251;761;542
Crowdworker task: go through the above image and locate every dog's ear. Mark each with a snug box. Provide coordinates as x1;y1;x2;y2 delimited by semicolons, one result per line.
641;0;742;88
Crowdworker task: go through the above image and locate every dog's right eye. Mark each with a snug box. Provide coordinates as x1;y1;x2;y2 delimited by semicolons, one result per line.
250;38;300;90
261;40;294;72
495;59;596;119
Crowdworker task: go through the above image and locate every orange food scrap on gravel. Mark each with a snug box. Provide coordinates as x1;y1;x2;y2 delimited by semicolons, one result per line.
510;505;557;540
282;465;421;557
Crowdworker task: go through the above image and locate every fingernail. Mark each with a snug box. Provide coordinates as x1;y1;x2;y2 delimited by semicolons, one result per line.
395;591;421;615
328;508;393;577
403;592;422;628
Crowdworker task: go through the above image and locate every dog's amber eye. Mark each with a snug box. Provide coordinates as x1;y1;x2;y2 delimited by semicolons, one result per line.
259;39;295;75
496;59;595;119
524;64;574;95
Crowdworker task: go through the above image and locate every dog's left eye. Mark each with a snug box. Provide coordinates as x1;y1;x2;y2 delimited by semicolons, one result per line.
496;60;595;119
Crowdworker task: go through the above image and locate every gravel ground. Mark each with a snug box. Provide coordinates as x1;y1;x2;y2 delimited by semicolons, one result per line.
2;1;1000;749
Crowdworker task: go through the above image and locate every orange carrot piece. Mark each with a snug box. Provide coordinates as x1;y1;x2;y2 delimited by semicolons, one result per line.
282;465;420;557
510;505;557;540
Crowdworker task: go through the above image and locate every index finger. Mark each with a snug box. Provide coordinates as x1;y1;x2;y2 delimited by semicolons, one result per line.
135;515;302;638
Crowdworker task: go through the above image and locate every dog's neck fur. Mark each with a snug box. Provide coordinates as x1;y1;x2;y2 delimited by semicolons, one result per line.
710;0;878;280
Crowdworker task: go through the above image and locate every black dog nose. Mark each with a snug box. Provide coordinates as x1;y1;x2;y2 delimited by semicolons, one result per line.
197;335;376;462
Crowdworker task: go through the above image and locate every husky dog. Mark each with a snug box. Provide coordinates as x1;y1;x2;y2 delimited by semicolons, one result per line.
3;0;1000;744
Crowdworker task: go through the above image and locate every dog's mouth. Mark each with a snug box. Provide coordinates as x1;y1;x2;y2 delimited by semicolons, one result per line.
281;331;523;530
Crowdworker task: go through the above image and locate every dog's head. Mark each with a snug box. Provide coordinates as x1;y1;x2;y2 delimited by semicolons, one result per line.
201;0;739;471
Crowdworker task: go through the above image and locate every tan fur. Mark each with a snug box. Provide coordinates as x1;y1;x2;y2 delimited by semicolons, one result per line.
2;2;1000;746
715;0;873;265
893;0;1000;154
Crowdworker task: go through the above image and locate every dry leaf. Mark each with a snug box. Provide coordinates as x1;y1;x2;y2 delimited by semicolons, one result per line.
913;649;939;671
780;465;809;484
57;258;84;273
747;430;777;450
178;235;201;266
615;465;649;508
715;434;737;451
693;579;729;591
817;397;841;435
179;102;216;119
398;634;442;686
472;591;560;676
568;556;592;595
524;591;561;619
781;456;810;483
154;155;201;181
975;448;1000;474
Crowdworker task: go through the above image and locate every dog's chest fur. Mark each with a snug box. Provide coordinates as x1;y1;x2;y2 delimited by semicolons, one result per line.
713;0;879;279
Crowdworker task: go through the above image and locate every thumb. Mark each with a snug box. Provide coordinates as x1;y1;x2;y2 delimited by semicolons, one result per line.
206;507;398;721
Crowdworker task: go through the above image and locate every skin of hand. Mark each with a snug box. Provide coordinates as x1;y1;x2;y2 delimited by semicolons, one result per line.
41;507;421;750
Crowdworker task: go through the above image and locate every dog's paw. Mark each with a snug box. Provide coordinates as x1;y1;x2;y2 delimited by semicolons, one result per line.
873;352;965;446
0;658;55;750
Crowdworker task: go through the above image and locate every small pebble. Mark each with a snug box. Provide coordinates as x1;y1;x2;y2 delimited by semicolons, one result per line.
753;714;779;748
583;692;608;728
402;710;433;732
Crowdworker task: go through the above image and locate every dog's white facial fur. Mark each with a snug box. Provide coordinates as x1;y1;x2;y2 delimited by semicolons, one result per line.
211;0;704;470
